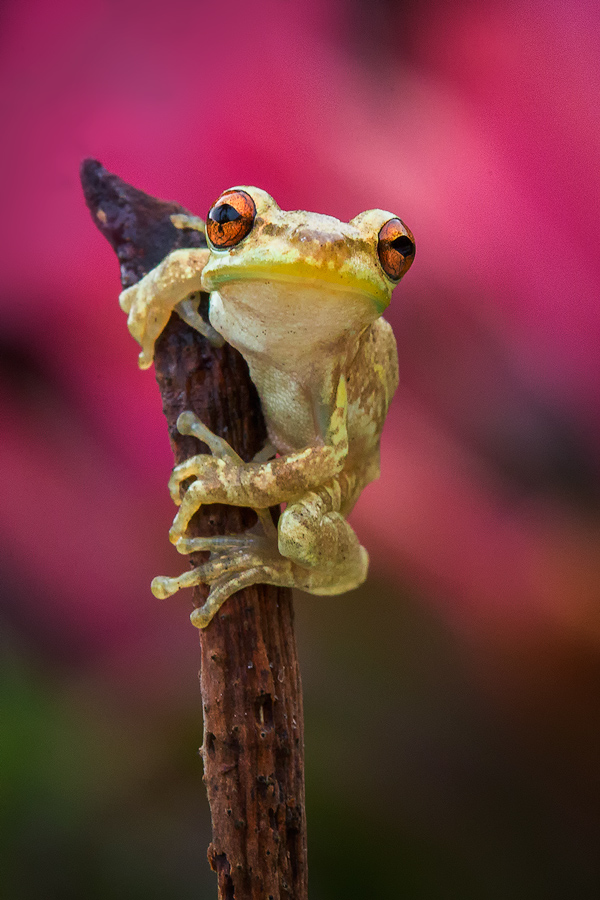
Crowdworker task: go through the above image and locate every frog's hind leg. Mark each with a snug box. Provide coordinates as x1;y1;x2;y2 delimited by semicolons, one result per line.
152;481;368;629
153;510;367;630
276;482;369;596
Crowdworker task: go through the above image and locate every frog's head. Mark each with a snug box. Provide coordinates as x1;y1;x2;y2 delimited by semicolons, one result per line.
200;187;415;317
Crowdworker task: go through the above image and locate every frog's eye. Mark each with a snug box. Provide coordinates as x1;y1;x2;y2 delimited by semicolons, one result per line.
206;190;256;248
377;218;415;281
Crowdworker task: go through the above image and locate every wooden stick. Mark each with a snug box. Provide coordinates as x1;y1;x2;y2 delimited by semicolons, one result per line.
81;160;308;900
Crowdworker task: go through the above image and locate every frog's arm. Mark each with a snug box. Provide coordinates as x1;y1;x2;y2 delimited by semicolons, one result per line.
167;375;349;543
118;247;222;368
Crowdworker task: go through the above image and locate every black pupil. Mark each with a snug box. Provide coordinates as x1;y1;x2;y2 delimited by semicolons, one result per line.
211;203;241;225
390;235;415;257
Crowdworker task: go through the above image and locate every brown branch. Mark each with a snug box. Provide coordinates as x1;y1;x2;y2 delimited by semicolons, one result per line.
80;160;308;900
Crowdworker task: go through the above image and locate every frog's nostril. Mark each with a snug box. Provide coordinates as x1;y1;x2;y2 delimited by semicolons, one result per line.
293;226;346;246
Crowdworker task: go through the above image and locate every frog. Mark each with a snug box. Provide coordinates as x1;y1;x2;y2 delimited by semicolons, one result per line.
119;186;415;628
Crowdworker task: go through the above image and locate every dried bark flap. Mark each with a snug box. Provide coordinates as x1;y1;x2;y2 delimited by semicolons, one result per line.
81;157;208;286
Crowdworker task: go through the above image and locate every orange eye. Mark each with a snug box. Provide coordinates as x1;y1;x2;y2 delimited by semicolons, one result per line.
377;218;415;281
206;190;256;248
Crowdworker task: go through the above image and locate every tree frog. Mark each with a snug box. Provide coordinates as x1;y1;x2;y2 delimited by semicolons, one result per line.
119;187;415;628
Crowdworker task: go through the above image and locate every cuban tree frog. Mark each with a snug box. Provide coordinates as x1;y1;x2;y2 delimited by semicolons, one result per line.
119;187;415;628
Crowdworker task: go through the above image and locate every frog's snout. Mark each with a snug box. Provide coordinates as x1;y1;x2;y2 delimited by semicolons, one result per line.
292;225;347;248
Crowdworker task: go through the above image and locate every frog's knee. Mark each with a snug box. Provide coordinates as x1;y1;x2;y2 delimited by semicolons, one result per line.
278;499;348;569
278;500;321;567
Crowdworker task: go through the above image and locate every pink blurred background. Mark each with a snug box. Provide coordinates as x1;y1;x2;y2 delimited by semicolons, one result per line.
2;0;600;896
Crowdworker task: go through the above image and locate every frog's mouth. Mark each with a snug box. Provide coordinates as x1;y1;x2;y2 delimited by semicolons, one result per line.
206;277;386;365
201;257;392;315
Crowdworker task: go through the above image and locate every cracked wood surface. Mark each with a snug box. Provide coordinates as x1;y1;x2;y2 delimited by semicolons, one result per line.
81;159;308;900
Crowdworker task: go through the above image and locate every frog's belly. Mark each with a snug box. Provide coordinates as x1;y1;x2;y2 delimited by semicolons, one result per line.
256;373;381;472
257;377;317;454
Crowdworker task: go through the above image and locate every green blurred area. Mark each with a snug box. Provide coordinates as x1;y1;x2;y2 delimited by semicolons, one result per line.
3;579;600;899
1;633;213;898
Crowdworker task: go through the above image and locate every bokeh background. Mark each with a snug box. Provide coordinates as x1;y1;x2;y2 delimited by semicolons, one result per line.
2;0;600;896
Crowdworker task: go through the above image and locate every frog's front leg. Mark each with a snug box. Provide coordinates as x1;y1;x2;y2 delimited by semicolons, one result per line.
167;376;348;541
172;411;278;542
118;247;222;368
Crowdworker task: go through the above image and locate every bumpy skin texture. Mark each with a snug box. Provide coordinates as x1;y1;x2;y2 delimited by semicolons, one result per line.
119;186;413;628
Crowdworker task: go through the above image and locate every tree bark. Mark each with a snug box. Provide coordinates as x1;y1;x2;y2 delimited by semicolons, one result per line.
81;160;308;900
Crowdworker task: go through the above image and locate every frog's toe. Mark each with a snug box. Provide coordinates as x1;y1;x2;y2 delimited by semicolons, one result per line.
169;509;194;544
176;412;241;462
176;411;202;437
151;561;219;601
138;348;154;370
151;546;274;601
190;569;264;628
173;534;267;555
151;575;181;599
189;561;292;629
168;463;197;504
168;480;212;542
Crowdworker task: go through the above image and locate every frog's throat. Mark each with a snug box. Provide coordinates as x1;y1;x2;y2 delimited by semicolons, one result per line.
202;262;391;314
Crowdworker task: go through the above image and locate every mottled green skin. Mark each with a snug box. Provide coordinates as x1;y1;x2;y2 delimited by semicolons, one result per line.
119;187;413;628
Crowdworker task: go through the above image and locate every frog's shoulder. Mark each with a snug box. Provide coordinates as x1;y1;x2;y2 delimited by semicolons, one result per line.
349;317;399;409
344;317;398;477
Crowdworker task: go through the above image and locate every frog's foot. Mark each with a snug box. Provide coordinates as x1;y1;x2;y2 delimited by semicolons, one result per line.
151;539;292;629
151;532;368;629
153;484;370;630
119;271;174;369
118;247;211;368
169;377;348;538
